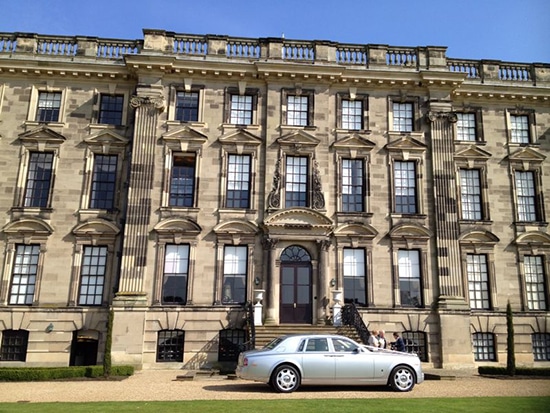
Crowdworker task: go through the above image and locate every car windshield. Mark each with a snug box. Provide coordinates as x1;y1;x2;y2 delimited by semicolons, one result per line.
263;336;286;350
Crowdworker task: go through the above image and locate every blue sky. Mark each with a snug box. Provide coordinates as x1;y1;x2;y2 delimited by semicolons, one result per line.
1;0;549;63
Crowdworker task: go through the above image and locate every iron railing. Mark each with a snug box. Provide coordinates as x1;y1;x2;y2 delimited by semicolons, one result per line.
243;301;256;350
341;303;369;345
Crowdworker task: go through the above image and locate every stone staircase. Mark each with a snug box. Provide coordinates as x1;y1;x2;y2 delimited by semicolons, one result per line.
253;324;365;348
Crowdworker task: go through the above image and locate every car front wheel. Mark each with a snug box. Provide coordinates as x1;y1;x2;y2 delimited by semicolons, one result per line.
389;365;415;392
271;364;301;393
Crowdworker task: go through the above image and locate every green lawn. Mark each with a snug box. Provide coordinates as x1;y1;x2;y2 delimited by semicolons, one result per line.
0;397;548;413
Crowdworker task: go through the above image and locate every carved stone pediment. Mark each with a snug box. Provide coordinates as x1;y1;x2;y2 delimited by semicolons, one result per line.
85;130;129;146
214;220;259;235
84;130;129;154
3;217;54;236
214;219;259;244
277;130;320;151
19;126;65;151
459;229;499;245
154;217;202;235
454;145;492;161
263;207;333;237
508;147;546;166
389;223;431;240
334;223;378;247
332;133;376;154
515;231;550;246
218;129;262;153
72;219;120;236
386;134;426;156
161;126;208;152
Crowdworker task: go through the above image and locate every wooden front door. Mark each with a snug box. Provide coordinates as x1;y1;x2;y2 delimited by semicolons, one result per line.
280;246;312;324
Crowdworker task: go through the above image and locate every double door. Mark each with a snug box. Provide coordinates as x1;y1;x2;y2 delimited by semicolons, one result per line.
280;263;312;324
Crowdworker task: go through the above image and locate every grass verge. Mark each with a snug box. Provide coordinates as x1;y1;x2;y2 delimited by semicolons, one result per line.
0;397;548;413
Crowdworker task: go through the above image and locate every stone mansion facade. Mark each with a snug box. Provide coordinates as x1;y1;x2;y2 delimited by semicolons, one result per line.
0;29;549;369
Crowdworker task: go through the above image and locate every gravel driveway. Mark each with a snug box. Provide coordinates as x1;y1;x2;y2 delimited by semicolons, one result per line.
0;370;549;403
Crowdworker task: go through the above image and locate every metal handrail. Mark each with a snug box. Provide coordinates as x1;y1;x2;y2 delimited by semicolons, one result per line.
243;301;256;350
341;303;370;345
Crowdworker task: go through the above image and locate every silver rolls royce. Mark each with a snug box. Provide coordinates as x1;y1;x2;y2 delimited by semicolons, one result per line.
236;334;424;393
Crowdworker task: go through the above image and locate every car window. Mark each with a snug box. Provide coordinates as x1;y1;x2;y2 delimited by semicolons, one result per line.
264;336;285;350
304;338;329;352
332;337;359;352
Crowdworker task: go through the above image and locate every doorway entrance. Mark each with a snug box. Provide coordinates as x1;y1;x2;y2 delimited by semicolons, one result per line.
280;246;312;324
69;330;99;366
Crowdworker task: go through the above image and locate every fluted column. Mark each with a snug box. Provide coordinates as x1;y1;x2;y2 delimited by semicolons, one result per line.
427;108;468;309
316;239;330;325
263;237;278;324
116;94;164;302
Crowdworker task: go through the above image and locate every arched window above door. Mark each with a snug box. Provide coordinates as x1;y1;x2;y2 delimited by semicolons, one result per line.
280;245;311;262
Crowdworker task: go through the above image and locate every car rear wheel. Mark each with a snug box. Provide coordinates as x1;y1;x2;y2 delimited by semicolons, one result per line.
389;365;415;392
271;364;301;393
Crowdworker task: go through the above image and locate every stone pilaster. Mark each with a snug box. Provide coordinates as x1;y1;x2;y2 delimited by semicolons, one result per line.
316;239;330;325
263;237;278;324
115;93;164;305
427;107;468;309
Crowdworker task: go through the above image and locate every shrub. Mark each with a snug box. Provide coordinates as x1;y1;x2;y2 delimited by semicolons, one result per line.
478;366;550;377
0;365;134;381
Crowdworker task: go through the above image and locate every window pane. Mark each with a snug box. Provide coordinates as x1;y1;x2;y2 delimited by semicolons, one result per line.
170;154;196;207
524;256;547;310
24;152;54;208
226;154;251;208
456;113;477;141
90;154;117;210
287;95;308;126
99;95;124;125
472;332;496;361
36;92;61;122
175;92;199;122
285;156;308;207
230;95;253;125
342;100;362;130
157;330;184;362
343;248;366;306
222;246;247;304
532;333;550;361
9;245;40;305
342;159;364;212
394;161;417;214
162;245;189;304
78;246;107;306
0;330;29;361
460;169;482;220
392;102;413;132
398;250;421;307
515;171;537;221
467;254;490;309
510;115;530;143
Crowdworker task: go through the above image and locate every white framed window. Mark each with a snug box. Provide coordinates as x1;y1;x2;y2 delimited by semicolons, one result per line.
456;112;477;141
459;169;482;220
285;155;309;207
392;102;413;132
515;170;539;222
341;159;365;213
343;248;366;306
467;254;490;309
229;95;253;125
510;114;530;143
394;161;417;214
78;246;107;306
9;245;40;305
532;333;550;361
162;245;190;304
398;250;422;307
226;154;251;209
472;332;496;361
222;246;247;304
524;256;547;310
